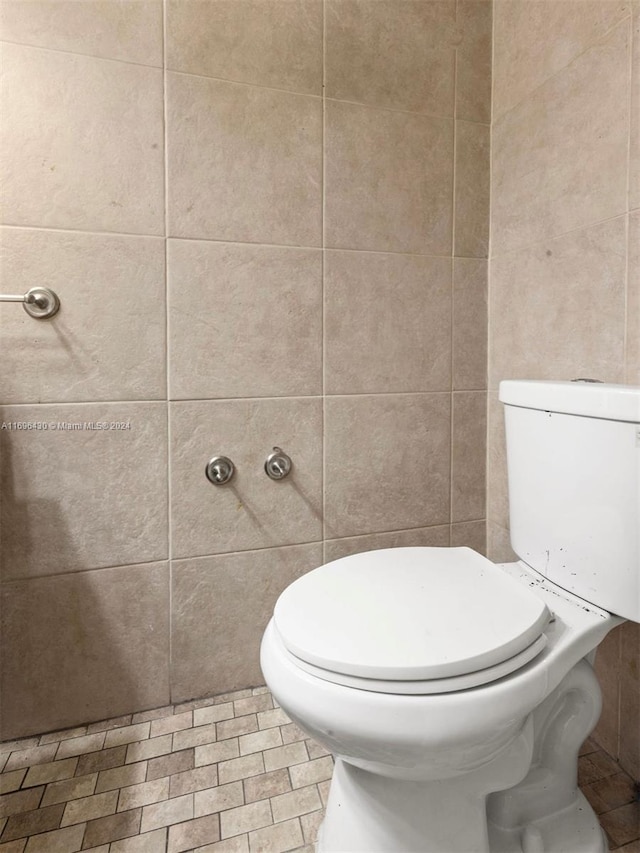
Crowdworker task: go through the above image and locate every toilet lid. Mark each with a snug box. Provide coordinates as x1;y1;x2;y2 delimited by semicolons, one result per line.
274;547;551;682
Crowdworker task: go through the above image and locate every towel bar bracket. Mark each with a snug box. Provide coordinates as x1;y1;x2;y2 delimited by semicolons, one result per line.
0;287;61;319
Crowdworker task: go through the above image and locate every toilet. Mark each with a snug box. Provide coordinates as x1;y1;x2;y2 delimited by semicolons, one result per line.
260;380;640;853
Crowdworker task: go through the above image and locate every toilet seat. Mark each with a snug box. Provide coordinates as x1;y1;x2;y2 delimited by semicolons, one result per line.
273;547;551;694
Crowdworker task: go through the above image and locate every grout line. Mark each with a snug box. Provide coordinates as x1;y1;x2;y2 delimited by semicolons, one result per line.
162;0;174;711
321;0;327;567
0;37;164;71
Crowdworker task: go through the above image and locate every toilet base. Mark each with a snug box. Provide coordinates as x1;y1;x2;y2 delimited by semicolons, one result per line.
317;768;606;853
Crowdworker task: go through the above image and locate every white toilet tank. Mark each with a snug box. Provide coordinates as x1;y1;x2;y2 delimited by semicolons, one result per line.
500;380;640;622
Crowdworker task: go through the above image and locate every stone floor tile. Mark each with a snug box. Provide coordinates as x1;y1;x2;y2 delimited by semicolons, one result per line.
147;750;194;782
213;690;252;705
195;739;240;768
289;757;333;790
617;841;640;852
4;745;58;772
194;783;244;818
83;808;142;848
601;802;640;848
39;726;88;746
218;754;265;786
317;780;331;808
587;772;637;812
76;746;127;776
233;695;273;718
22;757;78;788
76;847;109;853
305;740;330;761
150;712;193;740
95;762;147;794
168;813;220;852
118;778;169;812
173;723;217;752
248;817;303;853
258;710;291;731
126;736;173;765
0;839;27;853
110;827;167;853
140;793;193;833
219;800;272;839
217;716;259;742
0;741;38;757
194;704;235;728
169;765;219;798
299;809;323;845
23;822;85;853
279;725;306;746
239;729;282;757
105;723;151;749
196;833;249;852
270;786;321;824
87;716;133;736
263;743;308;774
132;707;174;725
243;769;291;804
61;789;118;826
56;733;106;761
0;771;27;796
41;773;98;808
0;803;65;842
252;687;270;696
0;788;44;819
173;698;215;714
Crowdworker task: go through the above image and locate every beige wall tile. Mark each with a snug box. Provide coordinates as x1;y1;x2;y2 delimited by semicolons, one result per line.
324;251;451;394
166;73;321;245
450;521;486;555
455;0;492;123
593;625;623;759
454;121;490;258
0;229;165;404
171;544;322;703
492;0;630;120
325;100;453;254
0;0;162;66
491;23;630;257
486;393;510;531
324;394;451;539
0;563;170;740
170;398;322;558
0;403;168;578
0;44;163;235
168;240;322;400
451;392;486;523
631;5;640;211
489;218;627;389
486;521;517;563
324;526;450;563
166;0;322;94
627;212;640;383
453;258;487;390
619;622;640;777
325;0;456;116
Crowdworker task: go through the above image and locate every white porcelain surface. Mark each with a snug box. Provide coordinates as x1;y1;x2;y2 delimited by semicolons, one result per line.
501;381;640;621
274;547;549;681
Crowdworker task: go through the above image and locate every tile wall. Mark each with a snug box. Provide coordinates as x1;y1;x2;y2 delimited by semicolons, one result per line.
0;0;491;740
488;0;640;778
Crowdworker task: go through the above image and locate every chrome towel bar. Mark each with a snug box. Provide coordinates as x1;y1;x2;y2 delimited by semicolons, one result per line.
0;287;60;318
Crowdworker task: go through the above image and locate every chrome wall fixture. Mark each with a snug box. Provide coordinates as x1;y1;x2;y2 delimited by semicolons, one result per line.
264;447;292;480
0;287;61;319
205;456;235;485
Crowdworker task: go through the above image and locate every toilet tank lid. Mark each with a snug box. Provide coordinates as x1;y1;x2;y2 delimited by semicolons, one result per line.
499;380;640;423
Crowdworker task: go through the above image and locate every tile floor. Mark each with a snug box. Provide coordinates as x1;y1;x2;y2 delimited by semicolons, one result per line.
0;686;638;853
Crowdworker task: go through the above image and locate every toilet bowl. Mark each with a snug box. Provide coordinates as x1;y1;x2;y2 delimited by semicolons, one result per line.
260;380;640;853
261;551;620;852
